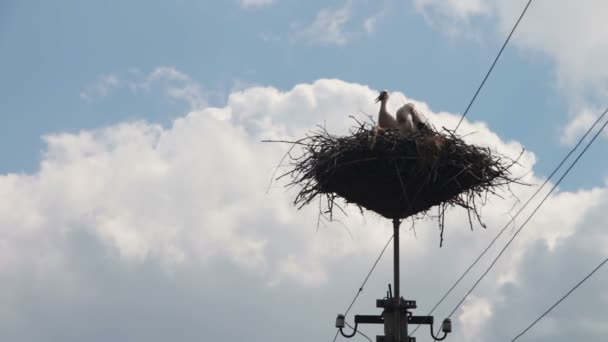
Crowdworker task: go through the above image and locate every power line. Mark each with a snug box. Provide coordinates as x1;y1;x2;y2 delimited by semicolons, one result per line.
410;106;608;336
412;0;535;334
339;105;605;339
453;0;533;132
346;235;394;317
447;109;608;319
335;1;534;338
332;181;428;341
345;322;373;342
512;256;608;341
332;234;394;342
333;1;533;336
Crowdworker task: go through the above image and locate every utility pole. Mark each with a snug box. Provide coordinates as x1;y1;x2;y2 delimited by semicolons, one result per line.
335;218;452;342
392;218;403;341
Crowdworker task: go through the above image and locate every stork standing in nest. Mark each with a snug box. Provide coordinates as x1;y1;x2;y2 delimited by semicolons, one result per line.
369;90;398;148
375;90;398;129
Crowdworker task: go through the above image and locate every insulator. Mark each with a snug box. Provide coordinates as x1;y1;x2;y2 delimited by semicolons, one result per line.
442;318;452;333
335;314;345;328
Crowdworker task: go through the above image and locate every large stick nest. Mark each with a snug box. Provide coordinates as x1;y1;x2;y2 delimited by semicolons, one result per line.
269;119;522;244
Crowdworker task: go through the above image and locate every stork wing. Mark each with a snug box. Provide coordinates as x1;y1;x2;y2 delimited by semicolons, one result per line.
409;105;427;125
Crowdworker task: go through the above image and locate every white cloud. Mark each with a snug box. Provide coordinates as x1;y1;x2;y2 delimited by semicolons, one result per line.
291;2;352;46
412;0;608;143
414;0;489;20
82;67;207;109
363;3;392;36
146;66;191;83
492;1;608;94
413;0;490;38
258;32;281;42
134;66;207;109
363;15;378;34
414;0;608;91
491;0;608;144
3;76;608;341
80;73;121;100
560;108;600;145
240;0;274;9
459;296;493;340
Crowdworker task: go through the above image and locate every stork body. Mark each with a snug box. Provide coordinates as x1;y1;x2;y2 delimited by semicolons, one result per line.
396;102;431;136
375;90;398;129
396;103;416;136
408;103;431;132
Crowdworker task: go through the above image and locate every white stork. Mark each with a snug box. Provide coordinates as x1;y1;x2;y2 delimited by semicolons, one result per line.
396;103;416;136
396;102;430;136
408;103;431;132
375;90;398;129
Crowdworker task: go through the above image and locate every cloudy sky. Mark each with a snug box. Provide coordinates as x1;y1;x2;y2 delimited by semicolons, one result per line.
1;1;608;341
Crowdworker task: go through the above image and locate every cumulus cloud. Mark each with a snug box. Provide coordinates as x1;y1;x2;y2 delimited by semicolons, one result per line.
414;0;489;21
2;76;608;341
412;0;608;143
491;0;608;144
141;66;207;109
81;67;207;109
413;0;490;38
491;1;608;95
414;0;608;94
291;2;352;46
80;73;121;100
560;108;605;145
289;1;387;44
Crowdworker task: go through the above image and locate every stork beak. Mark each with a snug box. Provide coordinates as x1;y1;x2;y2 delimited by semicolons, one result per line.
374;95;382;103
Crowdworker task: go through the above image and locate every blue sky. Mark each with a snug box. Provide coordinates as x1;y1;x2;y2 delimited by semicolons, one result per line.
3;0;602;184
2;1;608;342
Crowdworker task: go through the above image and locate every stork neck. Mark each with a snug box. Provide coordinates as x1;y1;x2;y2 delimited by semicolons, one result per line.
380;99;388;113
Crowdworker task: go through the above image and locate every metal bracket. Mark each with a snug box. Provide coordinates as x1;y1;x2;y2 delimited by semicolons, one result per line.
355;315;384;325
408;315;433;325
376;298;417;310
375;336;416;342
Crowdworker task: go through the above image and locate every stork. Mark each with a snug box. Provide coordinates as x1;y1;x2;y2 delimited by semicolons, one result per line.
395;103;416;136
396;102;430;136
408;103;431;133
400;102;444;149
375;90;398;129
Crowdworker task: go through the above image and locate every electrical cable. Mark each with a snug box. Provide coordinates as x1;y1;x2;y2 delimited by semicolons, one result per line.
512;256;608;341
345;322;373;342
447;109;608;319
332;235;394;342
453;0;533;132
336;2;536;335
410;106;608;336
334;0;533;334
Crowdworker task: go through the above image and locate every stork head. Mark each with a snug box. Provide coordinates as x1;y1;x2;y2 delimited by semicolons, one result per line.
375;90;389;103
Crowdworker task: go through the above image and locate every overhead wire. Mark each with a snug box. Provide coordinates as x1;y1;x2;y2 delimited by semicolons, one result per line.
345;322;373;342
332;167;429;341
410;106;608;336
339;1;535;338
332;235;394;342
342;108;606;340
511;256;608;341
446;108;608;319
334;0;537;338
453;0;534;132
